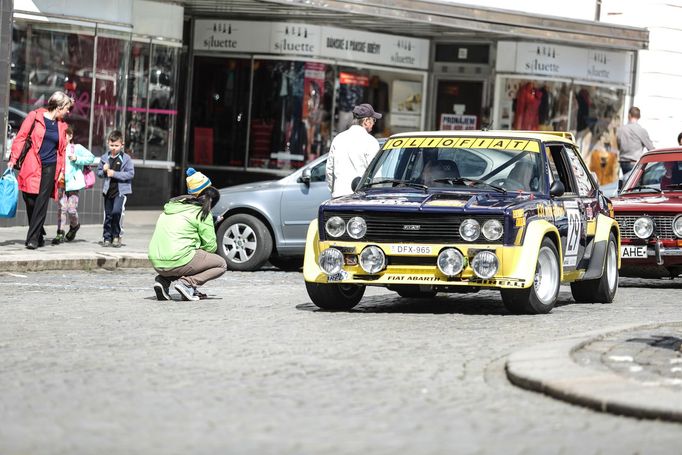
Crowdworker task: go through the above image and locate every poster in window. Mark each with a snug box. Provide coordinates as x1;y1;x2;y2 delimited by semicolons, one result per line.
391;80;421;127
194;127;214;165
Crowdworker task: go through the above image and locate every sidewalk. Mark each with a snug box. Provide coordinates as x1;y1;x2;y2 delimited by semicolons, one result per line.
0;210;159;272
507;321;682;422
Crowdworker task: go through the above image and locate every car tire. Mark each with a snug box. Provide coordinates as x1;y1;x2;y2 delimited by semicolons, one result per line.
570;232;619;303
391;285;437;299
217;214;273;271
268;256;303;272
305;281;365;311
501;237;560;314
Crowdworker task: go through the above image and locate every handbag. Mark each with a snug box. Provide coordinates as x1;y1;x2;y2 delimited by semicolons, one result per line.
83;166;96;189
14;115;38;172
0;168;19;218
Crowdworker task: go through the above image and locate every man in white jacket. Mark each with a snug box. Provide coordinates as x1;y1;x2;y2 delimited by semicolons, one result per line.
326;103;382;198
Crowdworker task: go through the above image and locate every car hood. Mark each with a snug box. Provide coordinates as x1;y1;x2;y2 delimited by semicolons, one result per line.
612;192;682;213
218;180;281;195
323;190;535;213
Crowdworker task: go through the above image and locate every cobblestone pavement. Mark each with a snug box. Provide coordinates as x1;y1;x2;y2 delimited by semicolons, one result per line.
1;269;682;454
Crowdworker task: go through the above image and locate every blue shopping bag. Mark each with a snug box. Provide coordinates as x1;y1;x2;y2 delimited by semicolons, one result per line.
0;168;19;218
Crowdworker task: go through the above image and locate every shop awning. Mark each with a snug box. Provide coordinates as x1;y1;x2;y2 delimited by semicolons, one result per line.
177;0;648;50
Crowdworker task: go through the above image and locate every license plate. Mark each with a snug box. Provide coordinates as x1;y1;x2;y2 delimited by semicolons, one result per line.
389;244;432;255
620;245;647;259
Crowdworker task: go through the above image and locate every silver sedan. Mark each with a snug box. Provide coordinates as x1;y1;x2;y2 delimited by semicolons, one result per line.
211;155;330;271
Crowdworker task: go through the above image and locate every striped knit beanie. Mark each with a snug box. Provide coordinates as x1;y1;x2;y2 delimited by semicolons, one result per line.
186;168;211;194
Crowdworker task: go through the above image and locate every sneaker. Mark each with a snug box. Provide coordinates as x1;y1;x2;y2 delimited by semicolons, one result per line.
174;282;199;301
112;237;122;248
65;224;80;241
26;241;38;250
52;230;65;245
102;239;112;247
153;275;171;301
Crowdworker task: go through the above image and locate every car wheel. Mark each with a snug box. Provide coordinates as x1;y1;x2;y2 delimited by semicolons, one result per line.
391;285;437;299
217;214;273;271
305;281;365;310
501;237;560;314
268;256;303;272
570;232;619;303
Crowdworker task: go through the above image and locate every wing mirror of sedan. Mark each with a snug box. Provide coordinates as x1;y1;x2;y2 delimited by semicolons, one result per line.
351;176;361;192
549;180;565;197
298;168;312;186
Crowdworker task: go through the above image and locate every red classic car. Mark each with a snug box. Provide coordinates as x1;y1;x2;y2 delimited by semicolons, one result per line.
612;148;682;278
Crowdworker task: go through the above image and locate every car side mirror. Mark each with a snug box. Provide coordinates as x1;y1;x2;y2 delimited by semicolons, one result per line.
298;168;312;186
549;180;565;197
351;176;361;191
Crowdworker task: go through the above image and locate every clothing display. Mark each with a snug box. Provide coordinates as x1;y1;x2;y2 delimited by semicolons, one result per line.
513;82;543;130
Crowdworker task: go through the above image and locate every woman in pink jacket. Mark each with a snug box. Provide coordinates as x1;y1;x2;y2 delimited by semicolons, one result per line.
7;91;73;249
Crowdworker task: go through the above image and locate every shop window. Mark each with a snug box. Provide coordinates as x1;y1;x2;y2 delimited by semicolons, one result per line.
10;22;95;148
190;56;251;167
146;44;178;161
91;34;128;156
334;67;423;139
498;78;624;162
249;59;334;171
126;41;150;160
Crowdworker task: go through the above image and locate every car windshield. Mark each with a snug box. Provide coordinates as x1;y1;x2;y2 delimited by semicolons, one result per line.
625;159;682;192
361;136;545;193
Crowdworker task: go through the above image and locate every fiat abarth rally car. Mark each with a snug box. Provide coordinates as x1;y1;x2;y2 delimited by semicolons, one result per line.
303;131;621;314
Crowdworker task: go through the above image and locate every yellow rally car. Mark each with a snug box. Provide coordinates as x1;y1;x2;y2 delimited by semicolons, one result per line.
304;131;620;314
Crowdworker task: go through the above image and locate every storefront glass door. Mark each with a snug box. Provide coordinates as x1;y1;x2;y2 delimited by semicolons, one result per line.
435;79;483;130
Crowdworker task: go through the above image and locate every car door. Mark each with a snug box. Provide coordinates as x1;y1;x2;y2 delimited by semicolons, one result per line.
280;158;331;248
563;145;600;270
545;144;588;270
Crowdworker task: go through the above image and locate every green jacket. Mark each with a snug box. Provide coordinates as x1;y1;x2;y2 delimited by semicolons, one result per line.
147;197;217;270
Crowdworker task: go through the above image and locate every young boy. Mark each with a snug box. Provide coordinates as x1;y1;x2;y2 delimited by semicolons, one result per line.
97;130;134;247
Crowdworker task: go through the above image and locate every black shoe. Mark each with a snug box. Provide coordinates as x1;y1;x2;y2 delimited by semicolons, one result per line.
52;230;65;245
26;241;38;250
153;276;172;301
38;237;45;247
65;224;80;241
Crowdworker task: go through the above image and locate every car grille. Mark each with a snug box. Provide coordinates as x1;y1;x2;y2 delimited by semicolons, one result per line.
615;215;676;240
322;212;503;243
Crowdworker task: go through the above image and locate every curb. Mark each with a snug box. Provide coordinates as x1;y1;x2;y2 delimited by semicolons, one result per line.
0;253;150;272
506;323;682;422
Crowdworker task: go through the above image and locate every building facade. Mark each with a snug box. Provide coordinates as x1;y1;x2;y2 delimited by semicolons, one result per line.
1;0;650;228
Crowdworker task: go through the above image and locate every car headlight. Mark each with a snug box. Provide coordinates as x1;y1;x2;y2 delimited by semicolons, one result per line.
325;216;345;238
359;246;386;274
482;219;503;241
633;216;654;239
673;215;682;238
459;219;480;242
437;248;465;276
347;217;367;239
318;248;344;275
471;251;499;279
